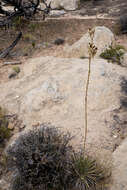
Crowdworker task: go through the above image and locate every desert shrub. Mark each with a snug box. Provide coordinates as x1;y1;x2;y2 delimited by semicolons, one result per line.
32;41;36;48
23;45;33;56
0;107;11;144
100;45;125;64
28;23;39;32
13;66;20;74
13;16;26;30
7;124;107;190
23;33;35;42
7;125;76;190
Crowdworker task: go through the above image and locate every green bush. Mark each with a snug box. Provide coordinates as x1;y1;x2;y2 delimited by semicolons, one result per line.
100;45;125;64
13;66;20;74
7;124;106;190
23;33;35;42
32;41;36;48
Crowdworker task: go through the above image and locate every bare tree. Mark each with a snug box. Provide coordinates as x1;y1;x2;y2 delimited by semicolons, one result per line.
0;0;51;58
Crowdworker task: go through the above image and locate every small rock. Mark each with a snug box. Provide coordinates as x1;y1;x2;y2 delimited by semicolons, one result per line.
15;95;20;99
24;52;28;56
49;0;79;11
36;42;52;49
32;122;40;127
8;72;17;79
54;38;65;45
20;124;26;129
49;10;66;17
8;123;14;130
79;9;87;16
122;53;127;67
113;135;118;138
36;43;43;48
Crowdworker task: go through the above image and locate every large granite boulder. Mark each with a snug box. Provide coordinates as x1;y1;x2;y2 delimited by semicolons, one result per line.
48;0;79;11
64;26;115;58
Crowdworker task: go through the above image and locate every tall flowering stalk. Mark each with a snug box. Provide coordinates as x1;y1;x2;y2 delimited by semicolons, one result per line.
84;28;97;152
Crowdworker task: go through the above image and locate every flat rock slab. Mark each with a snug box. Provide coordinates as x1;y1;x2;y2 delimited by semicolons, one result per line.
48;0;79;10
0;56;127;158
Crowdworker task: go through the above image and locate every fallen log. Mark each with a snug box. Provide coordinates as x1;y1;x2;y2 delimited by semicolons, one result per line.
0;32;22;58
3;61;22;65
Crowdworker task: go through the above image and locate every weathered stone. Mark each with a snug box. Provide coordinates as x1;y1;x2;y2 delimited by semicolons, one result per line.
49;0;79;10
60;0;79;10
8;72;17;79
0;56;127;157
63;26;115;58
8;123;14;130
54;38;65;45
122;53;127;67
49;10;66;17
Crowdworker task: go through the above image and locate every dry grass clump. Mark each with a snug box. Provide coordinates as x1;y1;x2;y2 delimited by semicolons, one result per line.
13;66;20;74
23;33;35;42
7;124;107;190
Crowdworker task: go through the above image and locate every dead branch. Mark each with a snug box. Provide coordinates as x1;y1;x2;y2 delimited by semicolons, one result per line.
3;61;21;65
0;31;22;58
0;0;51;57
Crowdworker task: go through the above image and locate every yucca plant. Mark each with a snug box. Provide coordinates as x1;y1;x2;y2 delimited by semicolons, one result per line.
72;153;104;190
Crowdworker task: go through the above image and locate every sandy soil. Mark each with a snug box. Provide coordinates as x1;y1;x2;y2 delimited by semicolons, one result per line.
0;16;127;84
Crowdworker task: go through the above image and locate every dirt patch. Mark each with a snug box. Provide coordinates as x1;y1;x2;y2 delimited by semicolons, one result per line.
0;17;127;84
